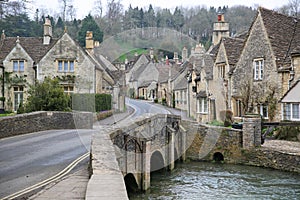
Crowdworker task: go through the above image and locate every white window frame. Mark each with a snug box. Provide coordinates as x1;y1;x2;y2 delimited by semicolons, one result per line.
64;86;74;95
291;103;300;121
259;104;268;119
253;59;264;80
197;97;208;114
13;60;25;72
14;86;24;111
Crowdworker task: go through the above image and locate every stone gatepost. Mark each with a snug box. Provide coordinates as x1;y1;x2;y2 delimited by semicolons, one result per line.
142;141;151;191
242;114;262;149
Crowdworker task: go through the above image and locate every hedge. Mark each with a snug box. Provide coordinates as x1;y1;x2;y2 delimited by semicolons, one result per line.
71;93;112;112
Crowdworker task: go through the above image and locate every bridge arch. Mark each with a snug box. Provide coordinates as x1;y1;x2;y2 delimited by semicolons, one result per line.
213;152;224;162
124;173;139;195
150;150;165;173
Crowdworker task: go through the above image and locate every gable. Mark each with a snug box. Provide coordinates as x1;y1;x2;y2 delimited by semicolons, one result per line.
281;81;300;103
4;42;33;64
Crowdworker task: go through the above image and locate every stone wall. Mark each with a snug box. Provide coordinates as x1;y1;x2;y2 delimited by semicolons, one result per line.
240;148;300;174
0;111;93;139
183;119;300;174
183;120;243;163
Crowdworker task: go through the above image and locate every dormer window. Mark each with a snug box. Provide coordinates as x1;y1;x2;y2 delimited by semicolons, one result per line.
13;60;24;72
58;60;75;72
253;59;264;80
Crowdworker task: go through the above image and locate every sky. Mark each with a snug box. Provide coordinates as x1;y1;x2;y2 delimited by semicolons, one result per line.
30;0;290;19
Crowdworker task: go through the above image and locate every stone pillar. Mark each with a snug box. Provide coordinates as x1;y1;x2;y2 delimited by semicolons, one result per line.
142;141;151;191
169;130;175;171
242;115;262;149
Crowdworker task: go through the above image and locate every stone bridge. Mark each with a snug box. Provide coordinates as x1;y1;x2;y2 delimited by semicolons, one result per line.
110;114;186;191
86;114;261;199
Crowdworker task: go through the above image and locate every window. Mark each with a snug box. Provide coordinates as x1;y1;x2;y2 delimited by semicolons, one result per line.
292;103;300;120
13;60;25;72
197;97;208;113
64;86;74;95
283;103;300;120
259;104;268;119
58;60;75;72
284;103;291;120
14;86;23;111
253;59;264;80
218;64;226;79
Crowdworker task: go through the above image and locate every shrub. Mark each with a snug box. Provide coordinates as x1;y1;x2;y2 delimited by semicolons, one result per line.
275;126;300;141
95;93;112;112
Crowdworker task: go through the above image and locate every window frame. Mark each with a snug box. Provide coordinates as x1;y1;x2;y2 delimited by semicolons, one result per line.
253;58;264;81
259;104;269;119
197;97;208;114
13;60;25;72
57;60;75;73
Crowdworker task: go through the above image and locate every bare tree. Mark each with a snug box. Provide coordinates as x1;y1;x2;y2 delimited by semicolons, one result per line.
58;0;74;22
67;4;76;21
105;0;123;35
93;0;103;18
289;0;300;17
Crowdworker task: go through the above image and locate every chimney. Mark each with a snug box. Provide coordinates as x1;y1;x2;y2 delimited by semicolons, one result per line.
166;56;169;65
1;30;5;40
212;11;229;45
85;31;94;52
174;52;179;64
182;47;188;62
43;18;52;45
150;48;154;59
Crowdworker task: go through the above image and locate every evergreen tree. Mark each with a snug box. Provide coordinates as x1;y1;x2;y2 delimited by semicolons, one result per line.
77;14;103;47
25;77;70;112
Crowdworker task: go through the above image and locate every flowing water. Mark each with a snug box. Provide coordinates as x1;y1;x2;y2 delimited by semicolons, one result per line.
129;162;300;200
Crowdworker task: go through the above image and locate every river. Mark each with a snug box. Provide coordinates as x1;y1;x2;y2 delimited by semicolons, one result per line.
129;162;300;200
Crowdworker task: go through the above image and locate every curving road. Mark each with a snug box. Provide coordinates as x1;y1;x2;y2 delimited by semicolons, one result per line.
0;98;172;199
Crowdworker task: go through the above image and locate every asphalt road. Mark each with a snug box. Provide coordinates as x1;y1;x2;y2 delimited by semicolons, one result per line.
0;129;94;198
0;98;172;199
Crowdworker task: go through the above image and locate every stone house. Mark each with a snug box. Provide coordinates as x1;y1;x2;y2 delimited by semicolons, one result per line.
209;37;244;121
187;50;214;123
0;19;121;112
173;61;192;111
231;7;300;122
280;49;300;121
125;54;151;98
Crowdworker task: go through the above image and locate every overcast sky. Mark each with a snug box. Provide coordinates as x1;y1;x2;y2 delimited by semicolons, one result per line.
31;0;290;19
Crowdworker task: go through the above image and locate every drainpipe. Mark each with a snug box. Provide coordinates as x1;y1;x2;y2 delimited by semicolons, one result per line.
0;65;4;109
288;64;295;90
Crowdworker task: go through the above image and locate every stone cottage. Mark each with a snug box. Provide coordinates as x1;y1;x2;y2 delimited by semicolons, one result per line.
232;7;300;122
0;18;121;112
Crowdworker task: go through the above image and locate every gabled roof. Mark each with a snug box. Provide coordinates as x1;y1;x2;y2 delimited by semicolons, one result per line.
222;37;245;65
259;7;300;67
174;76;187;90
0;37;58;63
280;80;300;103
130;62;149;81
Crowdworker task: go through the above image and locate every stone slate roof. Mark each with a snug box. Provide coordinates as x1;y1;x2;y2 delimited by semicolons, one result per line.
156;63;183;83
0;37;58;63
174;77;187;90
130;62;149;81
259;7;300;67
222;37;245;66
